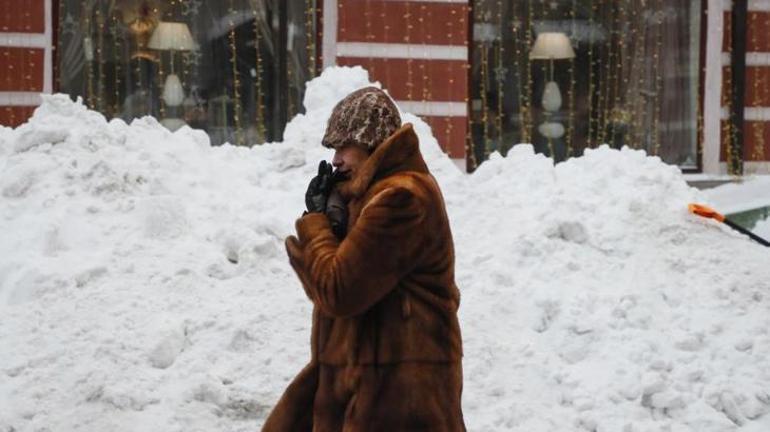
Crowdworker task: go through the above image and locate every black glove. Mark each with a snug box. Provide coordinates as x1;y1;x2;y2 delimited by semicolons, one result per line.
326;188;349;239
305;161;334;213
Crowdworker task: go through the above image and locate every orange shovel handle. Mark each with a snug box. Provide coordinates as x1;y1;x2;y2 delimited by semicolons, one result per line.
688;203;725;222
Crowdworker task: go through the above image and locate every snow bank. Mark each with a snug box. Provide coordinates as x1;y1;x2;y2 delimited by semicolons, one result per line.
1;66;769;431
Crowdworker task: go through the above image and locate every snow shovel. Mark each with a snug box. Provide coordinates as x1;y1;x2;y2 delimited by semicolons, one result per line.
688;203;770;247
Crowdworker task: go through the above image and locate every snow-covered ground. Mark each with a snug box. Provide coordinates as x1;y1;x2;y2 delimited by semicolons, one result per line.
1;67;769;431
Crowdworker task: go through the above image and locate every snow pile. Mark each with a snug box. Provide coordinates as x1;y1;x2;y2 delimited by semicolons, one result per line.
1;67;770;432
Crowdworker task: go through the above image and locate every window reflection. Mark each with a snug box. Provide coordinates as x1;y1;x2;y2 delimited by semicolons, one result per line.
57;0;317;146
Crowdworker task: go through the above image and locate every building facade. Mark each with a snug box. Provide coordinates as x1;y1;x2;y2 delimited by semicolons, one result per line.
1;0;768;174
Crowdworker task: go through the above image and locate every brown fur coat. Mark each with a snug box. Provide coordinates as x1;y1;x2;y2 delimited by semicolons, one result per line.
262;124;464;431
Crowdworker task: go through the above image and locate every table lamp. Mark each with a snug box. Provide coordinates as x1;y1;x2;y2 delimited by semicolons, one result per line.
148;22;198;130
529;32;576;140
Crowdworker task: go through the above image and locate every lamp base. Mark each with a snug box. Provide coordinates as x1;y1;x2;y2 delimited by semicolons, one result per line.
538;121;565;139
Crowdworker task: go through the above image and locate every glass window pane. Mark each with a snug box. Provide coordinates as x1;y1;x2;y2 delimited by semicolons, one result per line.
470;0;702;168
57;0;317;146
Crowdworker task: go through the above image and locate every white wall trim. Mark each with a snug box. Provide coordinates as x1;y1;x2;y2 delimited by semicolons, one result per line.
0;33;47;48
721;161;770;174
0;92;43;106
336;42;467;61
705;0;725;174
44;0;52;93
722;52;770;66
396;100;467;117
723;0;770;10
381;0;468;3
721;106;770;120
322;0;338;68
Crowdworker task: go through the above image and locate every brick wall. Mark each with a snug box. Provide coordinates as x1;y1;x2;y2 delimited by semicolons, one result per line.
721;4;770;163
0;0;52;127
323;0;470;159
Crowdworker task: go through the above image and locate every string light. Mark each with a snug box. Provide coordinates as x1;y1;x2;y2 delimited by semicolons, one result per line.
475;2;491;160
524;0;534;144
306;0;316;79
82;0;94;109
466;1;477;170
511;0;526;144
3;48;12;124
55;0;65;91
611;2;625;147
495;0;504;151
404;1;413;101
587;0;596;147
630;1;647;150
96;5;106;113
652;0;663;156
541;0;554;158
567;0;577;157
750;11;766;163
111;9;122;118
420;4;433;105
228;0;242;145
253;4;266;141
364;0;375;76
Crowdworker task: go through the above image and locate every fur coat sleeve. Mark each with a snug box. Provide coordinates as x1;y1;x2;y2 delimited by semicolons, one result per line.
285;185;426;318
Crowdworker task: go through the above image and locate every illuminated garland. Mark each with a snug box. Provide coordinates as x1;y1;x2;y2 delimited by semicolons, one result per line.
652;0;663;156
96;5;105;113
524;0;534;144
228;0;242;145
587;0;596;147
405;1;413;100
567;0;577;157
511;0;526;144
495;0;504;150
306;0;316;79
750;11;766;163
83;0;95;109
252;5;266;141
111;9;121;118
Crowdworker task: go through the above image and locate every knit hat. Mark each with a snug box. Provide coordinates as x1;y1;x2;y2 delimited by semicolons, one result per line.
321;87;402;151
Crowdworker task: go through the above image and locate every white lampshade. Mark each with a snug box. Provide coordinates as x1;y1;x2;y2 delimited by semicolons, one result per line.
162;74;185;106
148;22;198;51
529;32;575;60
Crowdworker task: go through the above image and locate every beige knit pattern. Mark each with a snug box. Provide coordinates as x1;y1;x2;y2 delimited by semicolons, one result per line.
321;87;402;151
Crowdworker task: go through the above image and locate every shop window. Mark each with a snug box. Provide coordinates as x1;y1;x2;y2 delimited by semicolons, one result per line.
470;0;703;168
56;0;318;145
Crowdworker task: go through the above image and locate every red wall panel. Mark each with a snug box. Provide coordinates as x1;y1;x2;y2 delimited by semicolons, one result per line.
0;0;45;33
0;106;36;127
337;0;468;45
0;47;45;92
337;57;466;102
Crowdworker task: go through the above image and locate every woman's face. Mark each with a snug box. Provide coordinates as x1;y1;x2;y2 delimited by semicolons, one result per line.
332;145;370;180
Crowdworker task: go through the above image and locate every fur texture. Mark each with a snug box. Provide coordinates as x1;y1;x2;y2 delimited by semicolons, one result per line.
263;124;464;431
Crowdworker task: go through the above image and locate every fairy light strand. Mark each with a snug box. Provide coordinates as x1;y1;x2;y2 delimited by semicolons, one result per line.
511;0;527;144
111;9;121;118
587;0;596;147
465;3;477;170
228;0;242;145
253;4;266;141
652;0;663;156
495;0;504;151
567;0;577;158
306;0;316;79
750;11;766;163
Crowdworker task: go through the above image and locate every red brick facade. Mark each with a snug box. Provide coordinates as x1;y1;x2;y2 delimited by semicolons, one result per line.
0;0;51;128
